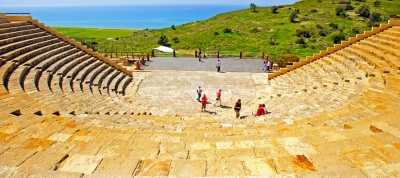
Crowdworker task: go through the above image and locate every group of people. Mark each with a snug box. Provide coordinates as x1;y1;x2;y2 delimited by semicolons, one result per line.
252;104;267;116
197;86;222;112
198;48;206;61
262;55;274;73
197;86;266;119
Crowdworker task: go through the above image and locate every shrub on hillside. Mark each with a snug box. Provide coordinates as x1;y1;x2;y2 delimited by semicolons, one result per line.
356;5;370;18
223;28;232;33
338;0;351;4
373;0;381;7
336;5;347;16
277;54;301;64
330;31;346;44
295;37;306;44
157;35;170;46
295;29;311;38
370;12;382;23
318;30;327;36
250;28;261;33
171;25;176;30
289;12;298;22
316;24;323;29
329;23;339;29
214;32;219;35
310;9;318;13
271;6;279;13
353;0;365;1
172;37;179;43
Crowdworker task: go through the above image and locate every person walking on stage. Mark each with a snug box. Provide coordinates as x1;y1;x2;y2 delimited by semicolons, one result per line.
198;48;202;62
214;89;222;106
201;94;208;112
234;99;241;118
266;59;271;73
216;60;221;72
197;86;202;102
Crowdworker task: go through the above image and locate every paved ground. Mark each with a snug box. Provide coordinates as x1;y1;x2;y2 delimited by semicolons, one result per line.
142;57;271;73
138;71;257;114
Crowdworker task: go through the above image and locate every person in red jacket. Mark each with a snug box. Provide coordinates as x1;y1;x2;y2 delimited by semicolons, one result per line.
201;94;207;112
252;104;265;116
214;89;222;107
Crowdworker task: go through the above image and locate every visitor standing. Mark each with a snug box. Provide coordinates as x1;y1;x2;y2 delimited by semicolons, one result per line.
197;86;202;102
216;60;221;72
266;59;271;72
234;99;241;118
201;94;207;112
214;89;222;106
262;60;267;70
203;51;206;58
198;48;202;62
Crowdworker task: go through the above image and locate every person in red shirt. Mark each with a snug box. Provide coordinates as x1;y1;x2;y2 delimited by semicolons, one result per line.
253;104;265;116
214;89;222;107
201;94;207;112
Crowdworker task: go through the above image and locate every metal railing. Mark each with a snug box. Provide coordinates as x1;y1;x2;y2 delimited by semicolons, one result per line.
152;50;267;59
101;52;149;60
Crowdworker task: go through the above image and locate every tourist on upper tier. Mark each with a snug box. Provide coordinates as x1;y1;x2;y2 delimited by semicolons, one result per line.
266;59;271;72
201;94;207;112
214;89;222;106
252;104;265;116
197;86;202;102
216;60;221;72
203;51;206;58
234;99;241;118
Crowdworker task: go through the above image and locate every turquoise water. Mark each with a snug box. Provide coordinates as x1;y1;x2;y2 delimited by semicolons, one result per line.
1;3;298;29
1;5;250;29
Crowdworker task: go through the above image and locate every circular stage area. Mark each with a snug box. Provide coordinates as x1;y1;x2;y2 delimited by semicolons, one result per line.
138;71;257;114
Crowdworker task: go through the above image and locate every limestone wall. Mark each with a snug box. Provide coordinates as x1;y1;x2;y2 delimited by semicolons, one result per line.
6;15;133;76
268;20;400;80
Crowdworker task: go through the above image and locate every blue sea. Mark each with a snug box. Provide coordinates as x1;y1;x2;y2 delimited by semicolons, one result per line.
1;3;302;29
1;5;254;29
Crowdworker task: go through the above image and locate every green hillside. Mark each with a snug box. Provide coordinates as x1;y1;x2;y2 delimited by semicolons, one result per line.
58;0;399;58
51;27;137;40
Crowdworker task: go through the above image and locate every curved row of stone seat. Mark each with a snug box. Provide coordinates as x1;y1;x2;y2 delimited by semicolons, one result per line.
0;21;144;118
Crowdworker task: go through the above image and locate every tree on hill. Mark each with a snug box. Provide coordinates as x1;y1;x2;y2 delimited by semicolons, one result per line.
356;4;370;18
171;25;176;30
157;35;170;47
271;6;279;13
250;3;257;12
289;11;298;22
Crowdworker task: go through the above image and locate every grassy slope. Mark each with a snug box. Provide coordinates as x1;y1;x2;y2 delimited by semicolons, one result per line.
51;27;137;40
53;0;399;58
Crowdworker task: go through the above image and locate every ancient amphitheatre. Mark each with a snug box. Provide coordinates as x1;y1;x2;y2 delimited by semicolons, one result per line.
0;11;400;177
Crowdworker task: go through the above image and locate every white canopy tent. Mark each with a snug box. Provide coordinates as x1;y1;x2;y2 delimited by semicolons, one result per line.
152;46;177;53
